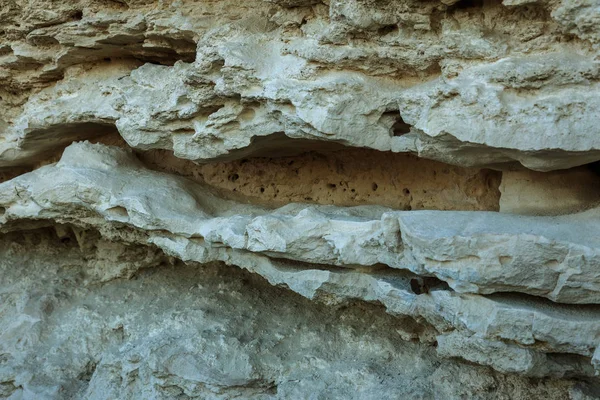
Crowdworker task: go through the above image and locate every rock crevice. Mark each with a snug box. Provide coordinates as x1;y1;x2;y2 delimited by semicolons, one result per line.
1;0;600;398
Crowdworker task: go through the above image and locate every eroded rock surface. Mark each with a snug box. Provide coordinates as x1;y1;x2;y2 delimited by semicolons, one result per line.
1;0;600;398
2;0;600;170
2;228;588;400
140;147;502;211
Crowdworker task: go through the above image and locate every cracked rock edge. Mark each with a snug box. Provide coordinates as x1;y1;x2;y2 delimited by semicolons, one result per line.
2;141;600;380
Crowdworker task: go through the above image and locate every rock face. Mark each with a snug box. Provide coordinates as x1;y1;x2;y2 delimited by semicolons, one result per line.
1;0;600;399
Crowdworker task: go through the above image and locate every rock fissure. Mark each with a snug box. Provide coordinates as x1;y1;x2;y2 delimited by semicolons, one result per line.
2;142;600;386
2;0;600;397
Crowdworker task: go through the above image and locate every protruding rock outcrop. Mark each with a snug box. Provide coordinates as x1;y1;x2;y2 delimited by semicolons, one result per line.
1;0;600;398
2;142;600;381
2;0;600;170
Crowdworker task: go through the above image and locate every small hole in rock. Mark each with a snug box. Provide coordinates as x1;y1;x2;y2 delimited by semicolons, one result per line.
260;187;265;193
587;160;600;176
381;111;412;136
392;116;411;136
378;24;398;35
403;188;410;195
327;183;337;189
410;277;448;294
228;173;239;182
372;183;378;191
105;206;129;219
410;279;425;295
0;206;5;216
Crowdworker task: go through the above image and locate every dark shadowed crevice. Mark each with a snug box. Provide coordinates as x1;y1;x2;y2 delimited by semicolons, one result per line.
0;122;123;171
452;0;485;10
485;291;600;313
377;24;399;36
130;42;197;65
19;122;118;153
204;132;351;161
379;111;412;137
409;277;450;295
71;10;84;21
586;160;600;177
391;116;412;136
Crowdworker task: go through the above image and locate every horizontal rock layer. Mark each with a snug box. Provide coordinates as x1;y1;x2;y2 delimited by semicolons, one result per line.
2;228;590;399
2;0;600;398
2;142;600;382
1;0;600;171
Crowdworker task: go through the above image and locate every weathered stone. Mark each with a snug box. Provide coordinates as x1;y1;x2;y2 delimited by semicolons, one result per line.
0;228;583;399
500;167;600;216
2;142;600;382
139;147;502;212
2;0;599;170
4;142;600;305
2;0;600;397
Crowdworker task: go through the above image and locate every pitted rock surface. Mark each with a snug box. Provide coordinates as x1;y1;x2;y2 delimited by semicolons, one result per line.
1;0;600;398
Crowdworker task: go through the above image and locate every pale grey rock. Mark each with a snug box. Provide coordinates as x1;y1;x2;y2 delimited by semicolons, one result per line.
552;0;600;47
436;331;594;377
1;142;600;378
395;52;600;171
0;229;582;399
1;0;600;396
3;142;600;305
7;50;600;171
593;347;600;372
397;209;600;303
1;58;400;166
1;0;599;170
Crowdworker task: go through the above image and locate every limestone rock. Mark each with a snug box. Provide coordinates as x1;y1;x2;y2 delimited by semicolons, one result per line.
500;167;600;216
4;142;600;305
0;229;583;399
2;142;600;382
1;0;599;170
1;0;600;397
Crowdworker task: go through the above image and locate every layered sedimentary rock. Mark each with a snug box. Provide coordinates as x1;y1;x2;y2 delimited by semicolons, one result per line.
1;0;600;398
3;0;600;170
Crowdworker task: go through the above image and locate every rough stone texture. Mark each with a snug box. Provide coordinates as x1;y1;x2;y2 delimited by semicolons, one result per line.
1;228;588;400
140;148;502;211
2;142;600;382
500;167;600;216
2;0;600;170
1;0;600;398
